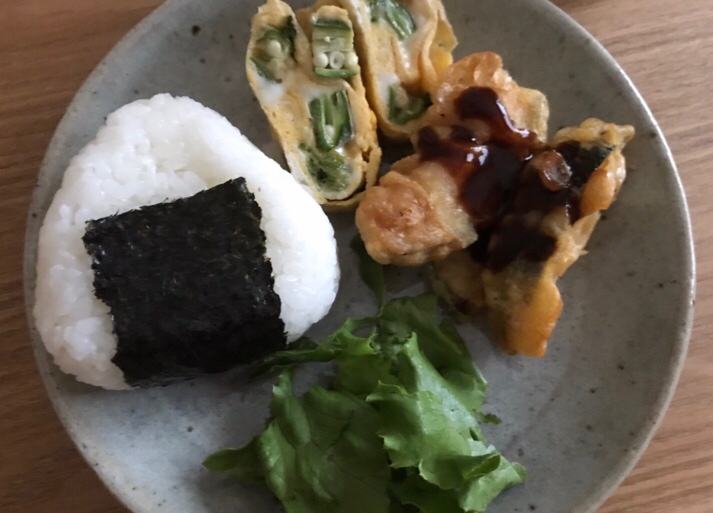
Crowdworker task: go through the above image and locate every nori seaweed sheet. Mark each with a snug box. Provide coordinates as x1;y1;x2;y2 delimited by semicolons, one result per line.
83;178;286;387
557;142;614;188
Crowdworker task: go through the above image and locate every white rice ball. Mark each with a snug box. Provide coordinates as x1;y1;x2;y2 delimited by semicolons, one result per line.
34;94;340;390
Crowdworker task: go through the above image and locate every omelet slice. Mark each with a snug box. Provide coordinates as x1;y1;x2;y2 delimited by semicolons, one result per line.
247;0;381;210
323;0;457;140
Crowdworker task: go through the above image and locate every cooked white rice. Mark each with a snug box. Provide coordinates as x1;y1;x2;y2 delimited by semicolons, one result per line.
34;94;340;390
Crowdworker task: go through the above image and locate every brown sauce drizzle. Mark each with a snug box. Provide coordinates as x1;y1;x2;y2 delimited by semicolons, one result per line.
414;86;613;272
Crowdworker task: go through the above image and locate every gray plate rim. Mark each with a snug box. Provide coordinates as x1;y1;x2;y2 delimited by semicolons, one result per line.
22;1;696;512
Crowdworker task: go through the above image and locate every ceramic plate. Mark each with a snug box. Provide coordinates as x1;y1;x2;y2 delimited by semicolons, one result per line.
24;0;695;512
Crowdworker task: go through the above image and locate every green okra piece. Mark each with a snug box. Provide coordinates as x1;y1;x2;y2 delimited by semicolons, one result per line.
312;18;359;79
388;86;431;125
309;90;354;151
368;0;416;41
300;144;354;193
252;17;297;82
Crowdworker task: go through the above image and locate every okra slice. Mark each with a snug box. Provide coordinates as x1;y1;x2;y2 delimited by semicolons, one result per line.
251;17;297;82
309;90;354;151
312;18;358;79
388;85;431;125
368;0;416;41
300;145;354;193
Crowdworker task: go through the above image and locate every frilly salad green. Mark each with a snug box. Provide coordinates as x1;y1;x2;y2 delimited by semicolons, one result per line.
204;238;526;513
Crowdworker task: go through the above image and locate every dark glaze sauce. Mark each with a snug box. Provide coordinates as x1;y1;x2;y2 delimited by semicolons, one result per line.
415;86;612;271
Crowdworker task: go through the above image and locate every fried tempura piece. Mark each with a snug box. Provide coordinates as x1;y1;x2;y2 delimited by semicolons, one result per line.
430;249;486;313
435;120;635;357
358;50;635;357
422;52;549;141
356;52;549;266
356;155;476;265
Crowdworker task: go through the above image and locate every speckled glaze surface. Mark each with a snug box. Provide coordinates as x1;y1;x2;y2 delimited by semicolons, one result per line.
23;0;695;512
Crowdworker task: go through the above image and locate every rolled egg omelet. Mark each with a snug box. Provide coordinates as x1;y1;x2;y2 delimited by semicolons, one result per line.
331;0;458;139
247;0;381;210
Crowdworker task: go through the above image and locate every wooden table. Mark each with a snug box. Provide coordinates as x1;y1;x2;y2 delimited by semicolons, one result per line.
1;0;711;512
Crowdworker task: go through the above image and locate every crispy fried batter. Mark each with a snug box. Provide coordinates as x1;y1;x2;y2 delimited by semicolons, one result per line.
423;52;549;141
543;120;634;277
358;51;635;357
356;53;549;266
435;120;634;357
430;250;486;313
356;156;475;266
553;119;635;220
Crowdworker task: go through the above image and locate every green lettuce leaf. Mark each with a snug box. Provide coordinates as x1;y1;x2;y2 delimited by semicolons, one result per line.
367;333;525;513
205;242;526;513
202;440;263;481
394;469;528;513
252;317;376;377
378;296;488;415
204;372;392;513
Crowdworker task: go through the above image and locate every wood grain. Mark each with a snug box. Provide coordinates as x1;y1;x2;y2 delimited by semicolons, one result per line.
0;0;711;512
